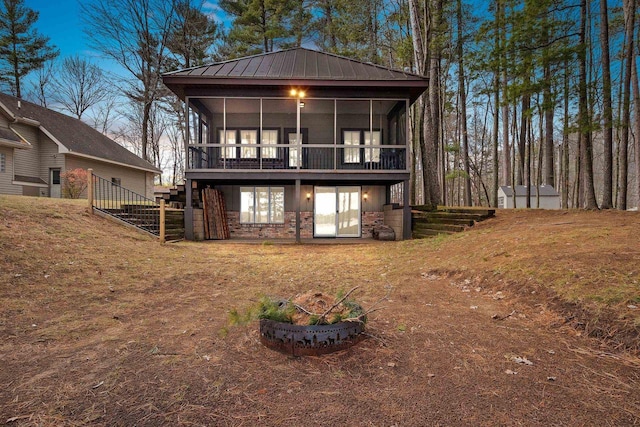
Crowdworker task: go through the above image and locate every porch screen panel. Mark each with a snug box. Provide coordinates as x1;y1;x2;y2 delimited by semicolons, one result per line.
241;130;257;158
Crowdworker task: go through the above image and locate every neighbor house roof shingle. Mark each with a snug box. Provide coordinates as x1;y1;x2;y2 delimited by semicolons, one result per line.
0;93;160;173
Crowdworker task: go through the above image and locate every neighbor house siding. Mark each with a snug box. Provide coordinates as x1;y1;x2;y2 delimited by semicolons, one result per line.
65;155;151;198
0;147;20;195
11;123;40;179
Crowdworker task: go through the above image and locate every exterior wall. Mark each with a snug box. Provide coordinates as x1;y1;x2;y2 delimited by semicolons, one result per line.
227;211;314;239
383;204;404;241
499;192;560;209
0;146;20;195
11;123;40;179
66;155;152;198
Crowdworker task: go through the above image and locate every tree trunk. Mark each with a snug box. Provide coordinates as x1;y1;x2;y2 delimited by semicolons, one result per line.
562;58;570;209
618;0;636;210
600;0;614;208
579;0;598;209
457;0;472;206
632;53;640;209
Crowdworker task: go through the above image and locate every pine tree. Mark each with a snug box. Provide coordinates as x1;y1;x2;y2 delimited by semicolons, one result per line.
0;0;58;98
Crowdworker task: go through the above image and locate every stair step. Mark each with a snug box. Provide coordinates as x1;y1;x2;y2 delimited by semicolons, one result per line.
412;223;466;233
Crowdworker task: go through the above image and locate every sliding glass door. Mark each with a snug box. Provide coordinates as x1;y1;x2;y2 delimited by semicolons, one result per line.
314;186;361;237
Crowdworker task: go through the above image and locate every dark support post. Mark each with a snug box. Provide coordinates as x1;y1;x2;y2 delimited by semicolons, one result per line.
295;179;301;243
403;178;411;240
185;178;194;240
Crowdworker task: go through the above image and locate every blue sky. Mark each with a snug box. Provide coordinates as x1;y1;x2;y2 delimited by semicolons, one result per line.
25;0;227;76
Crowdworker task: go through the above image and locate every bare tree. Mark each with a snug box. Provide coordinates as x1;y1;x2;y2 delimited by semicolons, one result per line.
26;58;54;107
599;0;613;209
81;0;176;162
51;55;110;119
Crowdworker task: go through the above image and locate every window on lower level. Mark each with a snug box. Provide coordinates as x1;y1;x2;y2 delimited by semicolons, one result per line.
0;153;5;172
240;186;284;224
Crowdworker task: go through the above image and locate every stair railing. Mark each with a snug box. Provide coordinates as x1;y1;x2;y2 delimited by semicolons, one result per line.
88;169;161;237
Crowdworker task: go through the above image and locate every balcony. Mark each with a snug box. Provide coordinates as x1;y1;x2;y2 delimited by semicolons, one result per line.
185;97;410;174
187;143;406;171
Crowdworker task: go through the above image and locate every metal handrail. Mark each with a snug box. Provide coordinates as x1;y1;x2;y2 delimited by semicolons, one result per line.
91;172;160;236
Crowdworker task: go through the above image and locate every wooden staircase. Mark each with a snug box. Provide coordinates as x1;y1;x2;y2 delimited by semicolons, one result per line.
412;206;495;239
156;184;187;208
103;205;185;241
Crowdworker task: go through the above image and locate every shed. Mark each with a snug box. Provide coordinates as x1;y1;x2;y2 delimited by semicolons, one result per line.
498;185;560;209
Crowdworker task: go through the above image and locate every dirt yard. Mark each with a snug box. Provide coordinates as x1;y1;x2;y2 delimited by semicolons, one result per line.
1;195;639;426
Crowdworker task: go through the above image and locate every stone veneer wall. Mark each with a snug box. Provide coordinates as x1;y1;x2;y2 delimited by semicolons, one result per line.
227;211;314;239
192;209;385;240
361;212;384;238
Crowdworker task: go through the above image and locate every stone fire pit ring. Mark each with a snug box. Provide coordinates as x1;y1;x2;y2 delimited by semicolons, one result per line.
259;318;365;356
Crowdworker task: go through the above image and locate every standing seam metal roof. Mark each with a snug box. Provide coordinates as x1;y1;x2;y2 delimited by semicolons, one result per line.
164;47;426;81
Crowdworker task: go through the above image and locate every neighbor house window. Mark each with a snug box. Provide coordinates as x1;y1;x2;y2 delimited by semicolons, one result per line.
343;130;360;163
111;177;121;186
364;131;381;162
0;153;5;172
261;130;278;159
240;130;257;159
240;186;284;224
219;130;236;159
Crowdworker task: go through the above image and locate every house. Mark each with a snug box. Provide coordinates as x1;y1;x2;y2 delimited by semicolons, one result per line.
0;93;160;198
498;185;561;209
162;47;429;241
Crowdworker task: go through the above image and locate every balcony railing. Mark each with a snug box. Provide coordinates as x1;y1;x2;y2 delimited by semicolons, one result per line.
187;144;407;171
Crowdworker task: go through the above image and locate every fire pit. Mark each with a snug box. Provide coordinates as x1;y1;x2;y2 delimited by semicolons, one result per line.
260;319;365;356
257;290;367;356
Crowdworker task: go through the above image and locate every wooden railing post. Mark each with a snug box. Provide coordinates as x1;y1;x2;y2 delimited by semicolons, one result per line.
159;199;166;244
87;168;94;214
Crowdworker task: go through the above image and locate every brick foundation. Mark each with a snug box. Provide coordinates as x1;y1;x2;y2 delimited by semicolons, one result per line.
220;210;384;239
227;211;314;239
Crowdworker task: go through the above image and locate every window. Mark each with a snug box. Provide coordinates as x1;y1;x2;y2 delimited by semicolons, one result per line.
240;186;285;224
52;169;61;185
343;131;361;163
288;133;301;167
262;130;278;159
0;153;5;172
219;130;236;159
111;177;121;186
240;130;257;159
364;131;381;162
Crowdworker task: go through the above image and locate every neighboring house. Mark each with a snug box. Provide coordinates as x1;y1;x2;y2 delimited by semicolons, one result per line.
498;185;561;209
0;93;160;199
163;47;429;241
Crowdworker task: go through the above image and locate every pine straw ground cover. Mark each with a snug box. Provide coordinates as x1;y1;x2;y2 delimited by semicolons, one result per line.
1;195;640;426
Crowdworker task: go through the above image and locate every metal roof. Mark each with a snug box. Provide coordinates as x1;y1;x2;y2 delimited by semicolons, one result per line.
163;48;429;102
165;47;426;81
0;93;160;173
500;185;560;197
